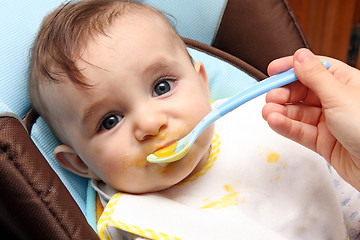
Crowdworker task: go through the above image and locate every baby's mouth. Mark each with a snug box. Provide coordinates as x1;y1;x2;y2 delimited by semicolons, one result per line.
148;124;193;162
153;140;178;157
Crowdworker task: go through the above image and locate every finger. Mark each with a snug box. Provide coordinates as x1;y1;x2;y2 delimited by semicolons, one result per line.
267;56;294;76
265;87;291;104
263;102;322;126
266;82;321;106
319;56;358;86
293;48;344;101
286;103;322;126
262;102;286;121
266;111;318;151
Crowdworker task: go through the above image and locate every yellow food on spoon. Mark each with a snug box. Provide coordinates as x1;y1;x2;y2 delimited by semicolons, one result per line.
154;142;178;157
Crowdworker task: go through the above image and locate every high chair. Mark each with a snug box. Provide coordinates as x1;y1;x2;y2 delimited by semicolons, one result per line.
0;0;308;238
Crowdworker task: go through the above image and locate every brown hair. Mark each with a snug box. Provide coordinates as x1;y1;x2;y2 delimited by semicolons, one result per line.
29;0;180;87
28;0;185;141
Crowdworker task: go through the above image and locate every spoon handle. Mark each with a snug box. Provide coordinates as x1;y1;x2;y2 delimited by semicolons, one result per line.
188;61;330;145
216;60;330;116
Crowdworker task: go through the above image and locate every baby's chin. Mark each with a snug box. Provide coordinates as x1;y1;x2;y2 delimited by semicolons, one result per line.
115;176;184;194
110;157;204;194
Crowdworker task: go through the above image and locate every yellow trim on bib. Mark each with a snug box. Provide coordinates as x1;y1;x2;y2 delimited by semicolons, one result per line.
97;193;180;240
177;133;220;185
97;193;123;239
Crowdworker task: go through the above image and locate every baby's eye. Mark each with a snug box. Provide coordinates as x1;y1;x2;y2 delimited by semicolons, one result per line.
100;114;123;130
153;78;175;97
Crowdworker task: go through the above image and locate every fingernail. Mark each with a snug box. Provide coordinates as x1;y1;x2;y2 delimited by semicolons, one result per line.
297;49;314;63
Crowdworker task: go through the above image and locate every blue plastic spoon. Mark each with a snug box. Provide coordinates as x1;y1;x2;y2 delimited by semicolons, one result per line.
147;61;330;163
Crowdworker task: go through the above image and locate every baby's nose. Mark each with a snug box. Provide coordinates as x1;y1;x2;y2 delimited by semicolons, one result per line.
133;108;168;141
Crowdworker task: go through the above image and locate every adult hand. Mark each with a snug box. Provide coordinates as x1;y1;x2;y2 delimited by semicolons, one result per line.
262;48;360;191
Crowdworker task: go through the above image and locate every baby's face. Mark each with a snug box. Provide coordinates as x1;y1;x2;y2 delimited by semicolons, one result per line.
49;13;214;193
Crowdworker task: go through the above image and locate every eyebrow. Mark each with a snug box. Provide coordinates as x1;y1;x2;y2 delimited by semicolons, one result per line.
143;60;173;77
82;97;111;127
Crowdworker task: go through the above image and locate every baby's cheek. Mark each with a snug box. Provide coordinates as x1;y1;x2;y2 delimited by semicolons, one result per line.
199;123;215;144
195;104;212;124
125;152;148;168
89;146;129;176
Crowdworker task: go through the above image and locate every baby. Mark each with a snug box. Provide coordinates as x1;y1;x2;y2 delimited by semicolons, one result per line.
29;0;359;239
30;0;214;194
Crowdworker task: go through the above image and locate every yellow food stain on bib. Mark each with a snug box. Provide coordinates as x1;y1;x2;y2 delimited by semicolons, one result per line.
267;152;280;163
224;184;234;192
283;162;288;169
201;184;242;209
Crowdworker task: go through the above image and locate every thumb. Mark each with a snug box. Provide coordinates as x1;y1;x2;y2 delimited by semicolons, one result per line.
293;48;342;101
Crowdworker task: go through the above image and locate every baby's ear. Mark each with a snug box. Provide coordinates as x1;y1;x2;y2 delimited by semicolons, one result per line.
194;61;210;97
54;144;90;178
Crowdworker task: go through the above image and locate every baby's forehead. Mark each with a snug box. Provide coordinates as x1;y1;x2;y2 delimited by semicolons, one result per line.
110;8;177;39
81;13;185;64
